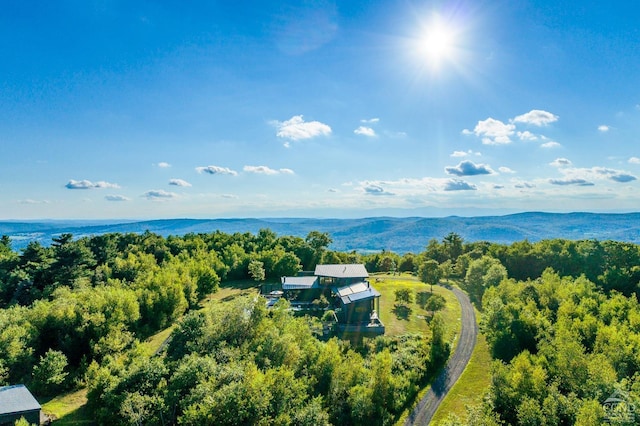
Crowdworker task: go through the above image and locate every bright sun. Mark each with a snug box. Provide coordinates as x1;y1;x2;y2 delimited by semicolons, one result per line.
417;15;458;70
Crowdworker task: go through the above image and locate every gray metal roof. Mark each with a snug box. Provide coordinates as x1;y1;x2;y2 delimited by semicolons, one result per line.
314;264;369;279
281;276;319;290
337;282;380;305
0;385;41;415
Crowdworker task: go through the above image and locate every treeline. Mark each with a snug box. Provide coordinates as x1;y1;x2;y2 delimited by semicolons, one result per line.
86;296;448;425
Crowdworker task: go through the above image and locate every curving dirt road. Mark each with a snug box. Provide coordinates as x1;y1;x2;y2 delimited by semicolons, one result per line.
404;286;478;425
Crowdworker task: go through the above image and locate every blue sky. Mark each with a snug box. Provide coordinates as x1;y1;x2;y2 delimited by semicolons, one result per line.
1;0;639;219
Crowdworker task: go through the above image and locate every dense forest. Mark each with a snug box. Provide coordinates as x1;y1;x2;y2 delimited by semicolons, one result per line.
1;229;640;425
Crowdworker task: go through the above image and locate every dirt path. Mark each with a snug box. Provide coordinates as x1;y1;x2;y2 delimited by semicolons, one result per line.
404;287;478;425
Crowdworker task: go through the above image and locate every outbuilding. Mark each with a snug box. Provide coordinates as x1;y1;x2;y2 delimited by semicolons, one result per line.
0;384;41;425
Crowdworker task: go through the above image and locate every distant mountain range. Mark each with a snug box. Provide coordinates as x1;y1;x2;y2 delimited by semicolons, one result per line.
2;212;640;253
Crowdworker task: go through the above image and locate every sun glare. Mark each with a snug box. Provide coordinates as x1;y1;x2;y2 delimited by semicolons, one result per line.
415;14;460;72
423;22;454;61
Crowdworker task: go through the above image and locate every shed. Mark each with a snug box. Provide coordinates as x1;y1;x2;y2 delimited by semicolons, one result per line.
0;384;41;425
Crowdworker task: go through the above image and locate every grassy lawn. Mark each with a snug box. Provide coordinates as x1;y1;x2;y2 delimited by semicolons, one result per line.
430;312;493;425
373;274;461;344
41;389;92;425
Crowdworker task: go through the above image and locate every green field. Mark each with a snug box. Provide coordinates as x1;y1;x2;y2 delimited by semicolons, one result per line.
431;332;493;424
372;274;461;344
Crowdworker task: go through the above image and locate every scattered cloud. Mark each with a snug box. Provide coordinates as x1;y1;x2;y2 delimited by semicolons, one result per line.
517;131;537;141
443;179;477;191
105;195;130;201
557;166;637;184
157;162;171;168
354;126;376;137
629;157;640;164
493;185;505;189
169;178;192;187
445;160;494;176
450;150;481;157
196;165;238;176
515;182;536;189
65;179;120;189
18;199;49;204
499;166;516;174
328;188;339;193
143;190;178;200
273;115;332;141
541;141;561;149
598;125;610;132
550;158;572;167
512;109;559;126
467;118;515;145
605;172;637;183
220;194;237;199
243;165;295;175
549;178;594;186
361;118;380;123
362;183;395;196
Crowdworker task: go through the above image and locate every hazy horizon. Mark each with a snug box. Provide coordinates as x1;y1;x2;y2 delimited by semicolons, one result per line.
2;1;639;219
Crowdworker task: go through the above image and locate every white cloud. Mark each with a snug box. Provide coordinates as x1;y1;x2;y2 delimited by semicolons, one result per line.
362;183;395;196
598;125;610;132
273;115;332;141
541;141;561;149
557;166;637;184
445;160;494;176
143;190;178;200
629;157;640;164
105;195;130;201
499;166;516;174
361;118;380;123
549;178;594;186
450;150;481;157
443;179;477;191
517;130;537;141
470;118;515;145
550;158;572;167
243;165;295;175
354;126;376;137
220;194;238;199
328;188;339;193
157;162;171;168
512;109;558;126
169;178;192;187
196;165;238;176
66;179;120;189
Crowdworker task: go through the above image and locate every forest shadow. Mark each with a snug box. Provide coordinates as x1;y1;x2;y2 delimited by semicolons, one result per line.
392;303;412;320
416;291;433;309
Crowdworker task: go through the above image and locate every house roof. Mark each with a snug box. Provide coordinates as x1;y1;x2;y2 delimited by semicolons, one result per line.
314;264;369;279
337;282;380;305
281;276;319;290
0;385;41;415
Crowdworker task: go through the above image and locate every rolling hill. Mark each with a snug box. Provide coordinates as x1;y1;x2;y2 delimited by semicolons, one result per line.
2;212;640;253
